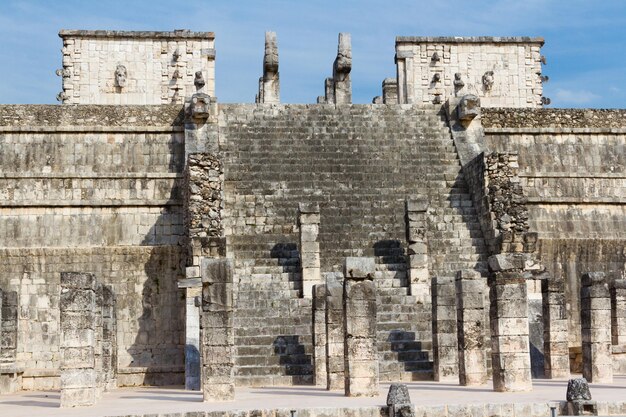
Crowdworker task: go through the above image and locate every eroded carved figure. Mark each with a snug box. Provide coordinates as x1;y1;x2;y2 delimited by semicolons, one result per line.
454;73;465;89
482;71;494;91
194;71;206;90
115;65;127;88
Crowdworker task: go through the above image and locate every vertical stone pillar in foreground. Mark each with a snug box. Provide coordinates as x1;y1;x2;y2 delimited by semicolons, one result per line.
405;197;430;303
581;272;612;383
542;276;570;379
200;258;235;401
611;279;626;346
299;202;321;298
456;270;488;386
343;257;378;397
488;255;532;392
0;288;21;394
432;276;458;382
60;272;98;407
325;273;345;390
185;288;201;391
312;284;328;386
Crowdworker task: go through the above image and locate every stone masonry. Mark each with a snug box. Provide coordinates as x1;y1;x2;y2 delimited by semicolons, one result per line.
456;270;488;386
58;30;216;104
200;258;235;401
343;258;378;397
581;272;613;384
256;31;280;104
312;283;328;386
59;272;98;407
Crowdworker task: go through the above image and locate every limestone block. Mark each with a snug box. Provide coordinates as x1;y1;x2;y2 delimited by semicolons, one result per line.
343;257;375;279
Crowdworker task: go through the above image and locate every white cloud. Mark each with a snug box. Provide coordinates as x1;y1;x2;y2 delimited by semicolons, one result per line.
553;88;600;105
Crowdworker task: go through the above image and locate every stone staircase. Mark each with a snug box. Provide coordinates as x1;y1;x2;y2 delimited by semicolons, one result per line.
219;104;488;385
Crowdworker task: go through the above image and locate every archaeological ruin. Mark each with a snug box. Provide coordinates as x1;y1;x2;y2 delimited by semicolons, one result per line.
0;28;625;416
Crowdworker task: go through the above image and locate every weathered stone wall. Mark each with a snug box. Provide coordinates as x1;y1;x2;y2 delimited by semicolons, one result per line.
0;105;186;389
58;30;215;104
482;108;626;349
395;37;544;107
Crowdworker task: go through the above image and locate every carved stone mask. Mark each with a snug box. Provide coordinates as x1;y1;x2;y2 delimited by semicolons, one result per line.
194;71;206;90
482;71;494;91
115;65;127;88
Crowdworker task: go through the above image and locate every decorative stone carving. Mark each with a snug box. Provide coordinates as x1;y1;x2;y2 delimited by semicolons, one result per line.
387;384;414;417
432;94;442;104
540;75;549;83
431;52;441;62
540;55;547;65
190;93;212;120
482;71;494;91
257;31;280;104
331;33;352;104
457;94;480;123
173;47;182;61
56;91;68;102
173;69;182;79
541;96;551;105
194;71;205;90
432;73;441;83
453;73;465;89
114;65;127;88
56;68;72;78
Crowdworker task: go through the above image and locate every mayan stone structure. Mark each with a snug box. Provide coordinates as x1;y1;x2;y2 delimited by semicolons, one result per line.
0;27;625;411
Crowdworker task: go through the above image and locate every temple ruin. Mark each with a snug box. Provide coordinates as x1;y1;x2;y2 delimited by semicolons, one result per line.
0;29;625;416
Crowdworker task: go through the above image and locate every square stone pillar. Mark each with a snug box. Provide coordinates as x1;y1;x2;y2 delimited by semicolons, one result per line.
325;272;345;390
432;276;458;382
405;197;430;303
185;287;201;390
581;272;612;383
299;202;321;298
488;255;532;392
313;283;328;386
382;78;398;104
0;288;22;394
542;276;570;379
100;285;117;391
200;258;235;401
60;272;98;407
456;270;488;386
611;279;626;346
343;257;378;397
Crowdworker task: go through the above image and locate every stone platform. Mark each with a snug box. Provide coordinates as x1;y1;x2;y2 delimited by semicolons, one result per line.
1;376;626;417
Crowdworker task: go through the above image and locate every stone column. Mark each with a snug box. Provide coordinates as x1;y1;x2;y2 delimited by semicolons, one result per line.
405;197;429;303
257;31;280;104
185;287;201;390
200;258;235;401
101;285;117;391
0;288;21;394
611;279;626;346
325;272;344;390
488;255;532;392
432;276;458;382
382;78;398;104
299;202;321;298
343;257;378;397
332;33;352;104
456;270;488;386
581;272;612;383
60;272;98;407
542;276;570;379
312;284;328;386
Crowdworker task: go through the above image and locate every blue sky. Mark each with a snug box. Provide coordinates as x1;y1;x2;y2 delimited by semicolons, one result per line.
0;0;625;108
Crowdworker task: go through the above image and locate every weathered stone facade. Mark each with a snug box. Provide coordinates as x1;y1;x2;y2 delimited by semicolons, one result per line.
0;29;625;405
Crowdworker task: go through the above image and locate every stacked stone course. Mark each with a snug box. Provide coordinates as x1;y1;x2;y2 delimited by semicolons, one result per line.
581;272;613;383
